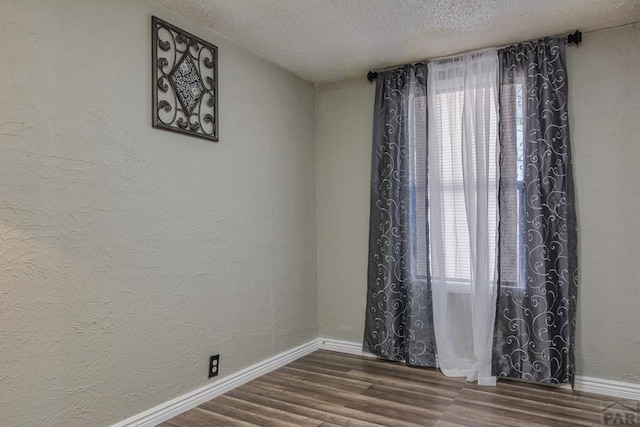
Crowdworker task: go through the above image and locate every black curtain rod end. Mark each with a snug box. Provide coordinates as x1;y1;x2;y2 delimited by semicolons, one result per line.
567;30;582;45
367;71;378;82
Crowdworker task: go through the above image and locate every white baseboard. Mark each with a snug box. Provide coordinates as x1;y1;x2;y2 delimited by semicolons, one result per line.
111;340;320;427
317;337;376;357
318;338;640;402
113;337;640;426
575;376;640;401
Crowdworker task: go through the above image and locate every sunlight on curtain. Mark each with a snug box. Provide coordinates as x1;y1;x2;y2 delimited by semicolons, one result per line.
427;51;499;385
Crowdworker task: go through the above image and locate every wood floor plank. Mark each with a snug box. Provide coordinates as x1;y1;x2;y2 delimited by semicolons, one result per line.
199;397;302;427
226;386;377;426
243;381;417;427
214;394;321;426
345;368;462;398
288;358;353;374
443;400;559;427
445;397;599;427
164;350;616;427
303;353;465;391
436;413;508;427
344;399;439;427
261;369;445;419
434;421;467;427
168;407;257;427
465;381;604;411
457;386;603;424
278;366;373;392
308;350;453;383
361;383;453;412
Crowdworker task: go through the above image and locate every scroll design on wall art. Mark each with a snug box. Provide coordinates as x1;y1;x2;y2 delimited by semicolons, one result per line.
152;16;218;141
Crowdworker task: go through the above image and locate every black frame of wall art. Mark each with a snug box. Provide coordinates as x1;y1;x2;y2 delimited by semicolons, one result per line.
152;16;219;141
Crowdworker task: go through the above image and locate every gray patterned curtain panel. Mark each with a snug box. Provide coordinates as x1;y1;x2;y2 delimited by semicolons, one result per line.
363;64;438;367
492;38;578;384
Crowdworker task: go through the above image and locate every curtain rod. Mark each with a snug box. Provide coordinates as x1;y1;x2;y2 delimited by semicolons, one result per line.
366;30;582;82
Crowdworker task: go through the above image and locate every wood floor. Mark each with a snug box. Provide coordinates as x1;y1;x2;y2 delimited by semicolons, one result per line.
160;350;626;426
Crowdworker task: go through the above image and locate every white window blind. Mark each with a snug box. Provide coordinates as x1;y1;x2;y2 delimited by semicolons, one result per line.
498;78;526;287
410;95;428;279
427;85;498;287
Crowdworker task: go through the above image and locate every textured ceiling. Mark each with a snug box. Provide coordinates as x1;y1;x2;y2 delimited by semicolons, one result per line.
156;0;640;83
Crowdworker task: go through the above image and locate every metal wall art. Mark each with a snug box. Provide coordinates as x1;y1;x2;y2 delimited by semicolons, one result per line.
152;16;218;141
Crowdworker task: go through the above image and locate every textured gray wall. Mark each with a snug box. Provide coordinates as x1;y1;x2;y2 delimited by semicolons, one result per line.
0;1;317;425
316;24;640;384
569;23;640;384
316;78;374;342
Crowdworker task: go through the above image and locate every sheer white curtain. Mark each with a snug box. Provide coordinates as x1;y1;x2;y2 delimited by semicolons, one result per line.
427;51;499;385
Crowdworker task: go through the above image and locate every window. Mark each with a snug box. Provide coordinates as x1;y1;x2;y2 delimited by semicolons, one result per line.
409;95;428;281
429;85;498;292
410;67;526;292
498;78;526;288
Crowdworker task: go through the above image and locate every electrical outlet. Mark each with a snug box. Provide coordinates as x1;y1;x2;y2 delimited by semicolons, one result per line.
209;354;219;378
